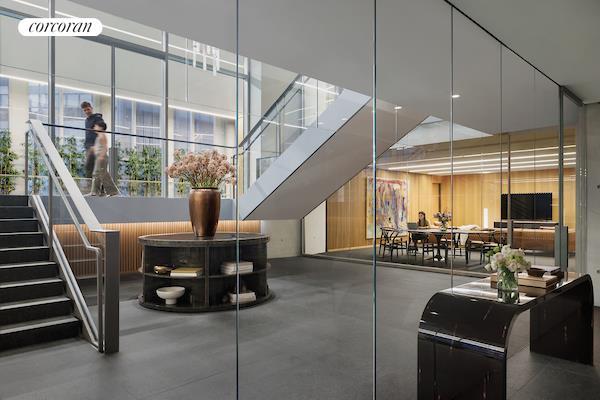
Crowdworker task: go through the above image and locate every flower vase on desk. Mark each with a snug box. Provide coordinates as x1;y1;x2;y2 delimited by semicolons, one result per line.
484;245;531;305
497;266;519;304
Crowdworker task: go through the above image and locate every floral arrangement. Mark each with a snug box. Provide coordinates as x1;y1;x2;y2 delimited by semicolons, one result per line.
484;245;531;274
433;211;451;230
166;149;235;189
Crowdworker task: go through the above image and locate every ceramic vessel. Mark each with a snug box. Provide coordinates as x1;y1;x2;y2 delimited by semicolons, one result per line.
189;188;220;237
156;286;186;305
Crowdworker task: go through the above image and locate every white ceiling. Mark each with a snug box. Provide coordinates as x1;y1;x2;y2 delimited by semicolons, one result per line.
67;0;583;132
451;0;600;104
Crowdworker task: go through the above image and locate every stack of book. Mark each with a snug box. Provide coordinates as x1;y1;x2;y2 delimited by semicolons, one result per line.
221;261;253;275
170;267;203;277
228;291;256;304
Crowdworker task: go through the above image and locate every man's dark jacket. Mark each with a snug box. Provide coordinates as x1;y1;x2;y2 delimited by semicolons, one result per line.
84;113;104;149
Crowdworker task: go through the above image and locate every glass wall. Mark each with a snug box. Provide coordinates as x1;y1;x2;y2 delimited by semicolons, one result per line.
237;1;375;397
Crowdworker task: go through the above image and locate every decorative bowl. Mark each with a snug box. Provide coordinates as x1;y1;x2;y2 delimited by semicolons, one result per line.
154;265;173;275
527;268;546;278
156;286;186;305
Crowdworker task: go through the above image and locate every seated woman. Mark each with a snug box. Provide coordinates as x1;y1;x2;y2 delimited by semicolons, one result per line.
417;211;430;228
410;211;433;262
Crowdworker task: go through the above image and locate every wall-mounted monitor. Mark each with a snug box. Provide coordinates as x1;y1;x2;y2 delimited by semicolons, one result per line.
500;193;552;221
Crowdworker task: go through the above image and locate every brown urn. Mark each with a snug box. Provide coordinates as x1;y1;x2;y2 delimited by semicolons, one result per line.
189;188;221;237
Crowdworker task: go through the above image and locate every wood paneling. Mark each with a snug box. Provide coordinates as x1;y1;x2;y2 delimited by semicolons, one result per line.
440;168;576;228
56;220;261;277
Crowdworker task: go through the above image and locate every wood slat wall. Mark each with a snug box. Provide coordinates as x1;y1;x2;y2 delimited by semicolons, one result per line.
326;168;576;251
56;220;261;277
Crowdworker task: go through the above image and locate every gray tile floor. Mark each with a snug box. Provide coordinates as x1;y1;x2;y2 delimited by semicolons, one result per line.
0;256;598;399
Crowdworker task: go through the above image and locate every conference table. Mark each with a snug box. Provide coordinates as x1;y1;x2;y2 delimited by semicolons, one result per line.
402;227;502;264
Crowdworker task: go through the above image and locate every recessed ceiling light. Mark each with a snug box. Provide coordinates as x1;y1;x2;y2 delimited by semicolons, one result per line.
394;106;402;110
451;94;461;99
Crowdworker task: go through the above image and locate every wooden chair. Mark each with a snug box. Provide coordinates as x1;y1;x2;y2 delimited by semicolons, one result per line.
378;227;395;257
408;231;434;265
389;230;409;261
466;230;497;265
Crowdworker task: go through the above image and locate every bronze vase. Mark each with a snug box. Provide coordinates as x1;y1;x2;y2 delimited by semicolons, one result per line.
189;188;221;237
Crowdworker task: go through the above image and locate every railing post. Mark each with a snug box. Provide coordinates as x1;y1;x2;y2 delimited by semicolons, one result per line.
24;130;29;195
103;230;120;354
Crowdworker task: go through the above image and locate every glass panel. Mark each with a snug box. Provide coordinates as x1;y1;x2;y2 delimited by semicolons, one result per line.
563;94;580;275
375;1;452;398
239;2;374;398
167;43;238;198
54;37;111;192
451;10;503;276
502;47;538;265
115;48;164;197
531;71;560;267
0;12;48;193
57;0;164;49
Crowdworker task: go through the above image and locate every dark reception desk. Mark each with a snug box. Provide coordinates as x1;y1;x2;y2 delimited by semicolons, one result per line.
418;274;593;400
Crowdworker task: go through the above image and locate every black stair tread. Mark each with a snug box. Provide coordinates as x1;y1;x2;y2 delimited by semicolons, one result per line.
0;277;62;289
0;195;29;206
0;245;48;252
0;316;79;335
0;218;37;222
0;260;55;270
0;296;70;311
0;206;33;209
0;231;43;236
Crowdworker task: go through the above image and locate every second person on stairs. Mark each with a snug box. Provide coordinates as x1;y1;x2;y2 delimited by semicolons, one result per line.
89;122;120;197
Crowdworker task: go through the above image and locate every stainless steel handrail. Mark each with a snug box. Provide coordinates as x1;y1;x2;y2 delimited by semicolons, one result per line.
25;119;119;353
30;194;99;347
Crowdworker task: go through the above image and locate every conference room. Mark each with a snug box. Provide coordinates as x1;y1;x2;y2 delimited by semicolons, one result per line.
321;94;579;276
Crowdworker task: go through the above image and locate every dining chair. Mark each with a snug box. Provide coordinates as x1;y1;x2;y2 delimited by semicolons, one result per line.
389;229;409;261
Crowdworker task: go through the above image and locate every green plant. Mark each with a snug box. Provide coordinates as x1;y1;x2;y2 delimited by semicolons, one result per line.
0;130;19;194
27;145;47;194
123;147;142;196
173;149;189;196
141;146;162;196
57;136;85;179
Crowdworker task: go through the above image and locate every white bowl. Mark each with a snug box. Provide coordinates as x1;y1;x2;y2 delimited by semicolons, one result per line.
156;286;186;305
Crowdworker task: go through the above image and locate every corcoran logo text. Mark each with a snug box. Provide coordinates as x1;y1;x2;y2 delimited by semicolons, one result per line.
18;18;102;37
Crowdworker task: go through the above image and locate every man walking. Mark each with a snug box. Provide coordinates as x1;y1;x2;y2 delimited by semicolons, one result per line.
81;101;105;188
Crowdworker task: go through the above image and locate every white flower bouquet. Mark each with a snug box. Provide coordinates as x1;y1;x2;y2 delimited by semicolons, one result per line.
484;245;531;273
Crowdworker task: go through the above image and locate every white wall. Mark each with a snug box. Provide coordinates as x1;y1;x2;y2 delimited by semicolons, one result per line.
260;219;301;258
585;103;600;306
303;201;326;254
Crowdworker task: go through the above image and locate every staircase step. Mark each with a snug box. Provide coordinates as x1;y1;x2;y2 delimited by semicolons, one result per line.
0;278;64;302
0;219;39;233
0;195;29;207
0;206;34;219
0;246;49;265
0;296;72;325
0;261;58;283
0;232;44;248
0;316;80;352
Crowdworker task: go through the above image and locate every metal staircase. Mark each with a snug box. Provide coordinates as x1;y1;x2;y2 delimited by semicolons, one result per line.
0;195;80;351
0;119;120;355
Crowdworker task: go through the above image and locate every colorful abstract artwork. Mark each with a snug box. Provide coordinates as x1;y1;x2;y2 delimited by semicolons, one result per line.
366;177;408;239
